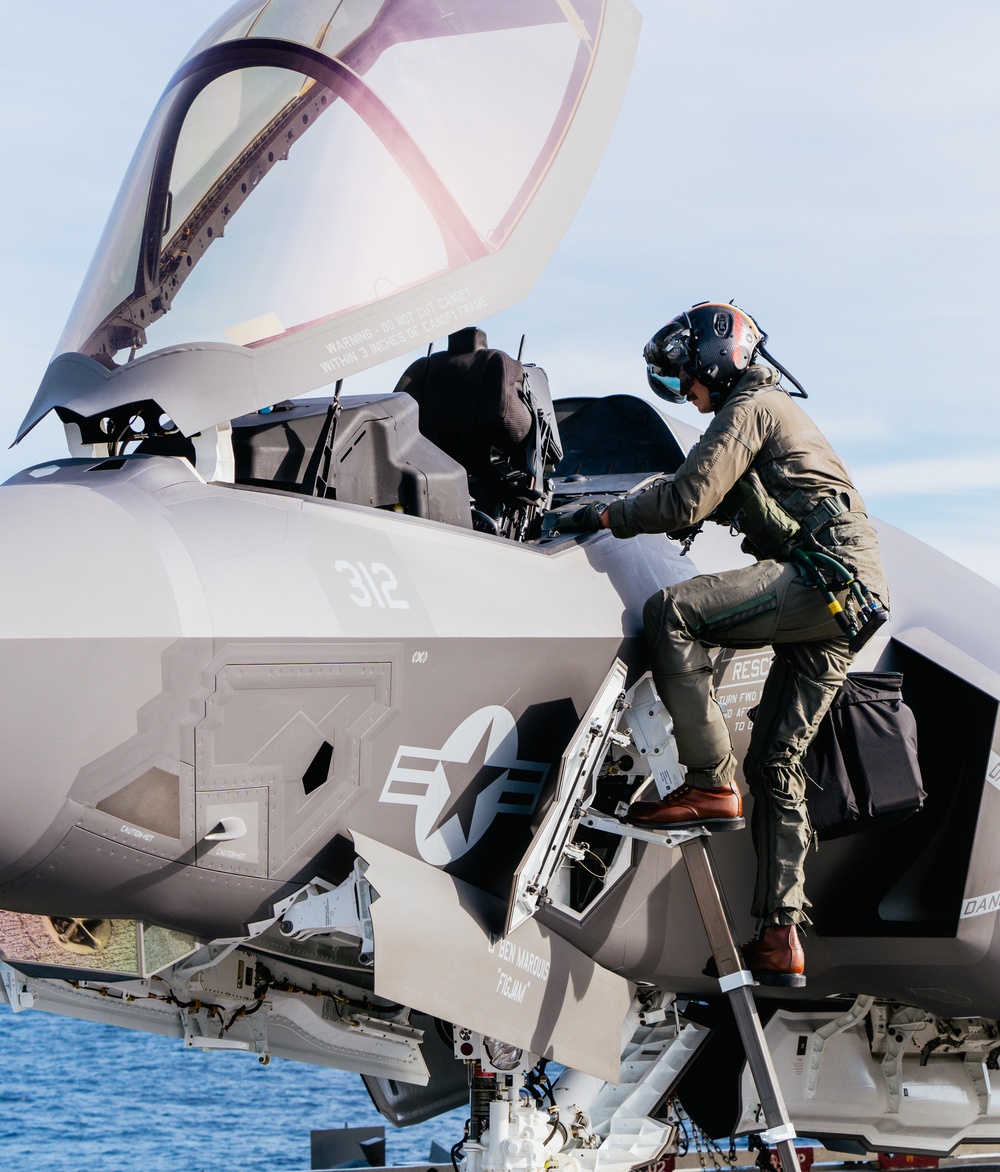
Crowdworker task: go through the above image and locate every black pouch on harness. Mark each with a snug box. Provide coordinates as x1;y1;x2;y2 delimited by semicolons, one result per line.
804;672;925;840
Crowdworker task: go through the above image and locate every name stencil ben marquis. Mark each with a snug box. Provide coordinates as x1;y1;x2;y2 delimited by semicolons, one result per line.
488;936;552;1006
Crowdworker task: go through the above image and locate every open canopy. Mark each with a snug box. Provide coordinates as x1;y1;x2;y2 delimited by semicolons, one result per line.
18;0;640;443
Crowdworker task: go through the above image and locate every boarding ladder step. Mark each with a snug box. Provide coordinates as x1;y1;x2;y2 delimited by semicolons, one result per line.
586;815;801;1172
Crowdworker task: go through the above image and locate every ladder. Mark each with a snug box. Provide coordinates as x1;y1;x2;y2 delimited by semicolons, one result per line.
581;812;800;1172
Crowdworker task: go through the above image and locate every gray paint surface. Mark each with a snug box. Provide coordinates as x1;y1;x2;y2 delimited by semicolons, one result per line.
359;832;631;1082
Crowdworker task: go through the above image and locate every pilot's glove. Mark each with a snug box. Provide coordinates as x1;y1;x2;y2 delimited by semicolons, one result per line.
541;500;610;535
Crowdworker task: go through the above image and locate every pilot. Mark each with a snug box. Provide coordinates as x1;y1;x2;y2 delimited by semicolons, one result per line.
569;302;887;986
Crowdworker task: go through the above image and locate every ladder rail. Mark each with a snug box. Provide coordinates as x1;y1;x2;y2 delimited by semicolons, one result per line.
679;836;800;1172
568;813;801;1170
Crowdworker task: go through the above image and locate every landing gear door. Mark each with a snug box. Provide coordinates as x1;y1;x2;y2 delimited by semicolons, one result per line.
504;659;628;938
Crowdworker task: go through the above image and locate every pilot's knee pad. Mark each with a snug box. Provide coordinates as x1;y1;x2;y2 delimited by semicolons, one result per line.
643;586;690;645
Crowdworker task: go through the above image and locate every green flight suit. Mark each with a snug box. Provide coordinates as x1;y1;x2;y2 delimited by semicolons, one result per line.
606;366;887;927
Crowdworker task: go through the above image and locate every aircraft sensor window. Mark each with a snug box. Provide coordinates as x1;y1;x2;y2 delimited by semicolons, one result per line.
95;767;182;841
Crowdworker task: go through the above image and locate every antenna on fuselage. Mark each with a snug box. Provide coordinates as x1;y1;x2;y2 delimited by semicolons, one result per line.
312;379;343;499
517;334;526;362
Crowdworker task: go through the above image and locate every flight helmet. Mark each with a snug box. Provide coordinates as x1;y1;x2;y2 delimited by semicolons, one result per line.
644;302;766;407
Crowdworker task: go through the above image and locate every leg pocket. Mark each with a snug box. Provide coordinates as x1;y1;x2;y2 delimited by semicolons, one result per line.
695;589;779;637
662;561;790;647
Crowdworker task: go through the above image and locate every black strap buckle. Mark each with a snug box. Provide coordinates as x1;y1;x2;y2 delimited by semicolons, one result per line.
801;492;848;534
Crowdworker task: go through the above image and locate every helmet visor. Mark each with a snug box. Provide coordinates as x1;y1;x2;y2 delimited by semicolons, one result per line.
644;324;692;374
646;365;687;403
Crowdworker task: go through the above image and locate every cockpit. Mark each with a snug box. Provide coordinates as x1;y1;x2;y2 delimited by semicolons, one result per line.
220;327;691;543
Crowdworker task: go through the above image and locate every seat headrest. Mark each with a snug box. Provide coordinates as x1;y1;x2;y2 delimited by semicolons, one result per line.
448;327;488;354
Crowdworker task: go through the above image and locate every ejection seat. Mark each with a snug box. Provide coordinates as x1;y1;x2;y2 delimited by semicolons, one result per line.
393;327;562;539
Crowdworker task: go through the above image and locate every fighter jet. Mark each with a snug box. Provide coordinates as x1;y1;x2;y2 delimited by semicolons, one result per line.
4;0;1000;1166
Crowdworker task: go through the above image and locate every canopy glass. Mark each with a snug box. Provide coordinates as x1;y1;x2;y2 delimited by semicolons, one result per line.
57;0;605;363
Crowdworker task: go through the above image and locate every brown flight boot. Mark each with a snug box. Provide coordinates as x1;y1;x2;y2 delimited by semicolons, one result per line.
626;779;743;832
741;925;806;988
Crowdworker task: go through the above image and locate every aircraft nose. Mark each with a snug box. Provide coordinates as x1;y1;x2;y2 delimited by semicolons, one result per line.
0;473;183;885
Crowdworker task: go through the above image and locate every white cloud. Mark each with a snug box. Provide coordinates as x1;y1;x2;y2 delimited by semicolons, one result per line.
854;456;1000;495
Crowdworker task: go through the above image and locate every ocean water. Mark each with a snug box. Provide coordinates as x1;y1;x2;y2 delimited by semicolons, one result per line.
0;1006;466;1172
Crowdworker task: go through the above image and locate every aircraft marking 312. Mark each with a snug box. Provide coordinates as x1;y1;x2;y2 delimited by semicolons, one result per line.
4;1;1000;1167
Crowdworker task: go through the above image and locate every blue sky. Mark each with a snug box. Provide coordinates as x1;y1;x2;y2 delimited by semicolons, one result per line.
2;2;998;581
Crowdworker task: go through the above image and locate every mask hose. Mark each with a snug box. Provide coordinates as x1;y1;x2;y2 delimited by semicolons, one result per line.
758;343;808;399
